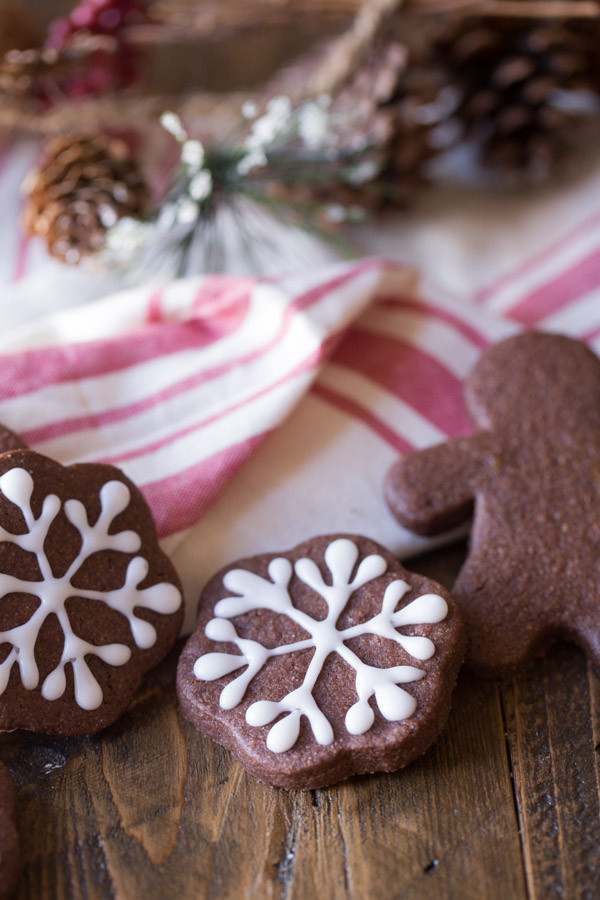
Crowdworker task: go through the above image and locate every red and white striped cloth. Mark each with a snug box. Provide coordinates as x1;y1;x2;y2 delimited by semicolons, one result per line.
2;141;600;630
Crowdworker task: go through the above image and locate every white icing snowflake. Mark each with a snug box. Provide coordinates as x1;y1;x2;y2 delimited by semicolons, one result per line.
0;468;182;711
194;538;448;753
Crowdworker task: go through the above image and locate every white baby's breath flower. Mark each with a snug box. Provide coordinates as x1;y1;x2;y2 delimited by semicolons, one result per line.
98;204;119;228
298;101;330;150
237;149;267;175
160;111;187;142
106;217;146;244
245;118;279;151
242;100;258;120
176;197;199;224
245;95;292;151
266;95;292;119
324;204;347;224
104;217;152;262
181;139;205;169
323;203;368;225
347;159;379;185
189;169;213;201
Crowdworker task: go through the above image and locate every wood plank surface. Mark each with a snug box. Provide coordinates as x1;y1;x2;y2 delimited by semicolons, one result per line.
502;649;600;899
1;541;598;898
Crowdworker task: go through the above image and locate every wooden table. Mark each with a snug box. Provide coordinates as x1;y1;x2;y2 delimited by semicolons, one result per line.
2;538;599;899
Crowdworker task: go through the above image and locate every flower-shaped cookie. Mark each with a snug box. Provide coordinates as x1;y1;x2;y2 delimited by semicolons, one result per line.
178;534;464;789
0;450;183;735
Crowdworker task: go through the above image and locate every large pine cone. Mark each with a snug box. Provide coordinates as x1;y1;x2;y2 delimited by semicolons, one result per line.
286;40;445;213
331;41;440;204
435;17;600;184
24;134;149;264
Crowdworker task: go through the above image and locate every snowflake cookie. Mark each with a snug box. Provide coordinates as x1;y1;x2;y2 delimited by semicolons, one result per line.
0;451;183;735
0;762;18;900
177;534;464;789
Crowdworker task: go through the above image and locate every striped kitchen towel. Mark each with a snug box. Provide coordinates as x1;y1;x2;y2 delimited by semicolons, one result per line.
0;254;514;628
2;141;600;628
0;247;595;630
0;261;394;536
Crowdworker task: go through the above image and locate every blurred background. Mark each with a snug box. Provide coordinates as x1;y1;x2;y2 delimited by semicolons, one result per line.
1;0;600;318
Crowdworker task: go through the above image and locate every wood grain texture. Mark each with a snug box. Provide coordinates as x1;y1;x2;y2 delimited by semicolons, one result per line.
0;542;595;898
502;648;600;899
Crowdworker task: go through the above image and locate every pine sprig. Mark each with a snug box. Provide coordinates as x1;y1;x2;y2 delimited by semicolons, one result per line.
103;98;390;277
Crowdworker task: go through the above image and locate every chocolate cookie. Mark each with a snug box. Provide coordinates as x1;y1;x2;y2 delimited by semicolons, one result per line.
177;534;464;789
0;450;183;735
385;331;600;677
0;762;18;900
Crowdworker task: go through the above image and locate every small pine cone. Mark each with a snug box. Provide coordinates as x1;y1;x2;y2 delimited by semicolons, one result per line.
24;134;149;264
0;34;116;100
435;17;600;185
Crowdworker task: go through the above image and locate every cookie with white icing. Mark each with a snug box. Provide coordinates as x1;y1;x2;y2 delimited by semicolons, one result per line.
177;534;464;789
0;762;18;900
0;450;183;735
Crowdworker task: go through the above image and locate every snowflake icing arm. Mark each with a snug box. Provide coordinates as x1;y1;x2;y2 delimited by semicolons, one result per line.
0;467;182;712
342;580;448;661
73;556;182;651
293;538;387;620
0;470;64;695
193;537;449;753
213;557;294;618
63;480;142;556
193;614;314;715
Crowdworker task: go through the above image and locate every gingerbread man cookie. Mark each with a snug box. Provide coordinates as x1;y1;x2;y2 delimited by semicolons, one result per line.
0;450;183;735
0;762;18;900
178;534;464;789
385;331;600;676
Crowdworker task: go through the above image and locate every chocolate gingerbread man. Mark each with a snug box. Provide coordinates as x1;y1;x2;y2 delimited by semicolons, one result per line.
385;331;600;677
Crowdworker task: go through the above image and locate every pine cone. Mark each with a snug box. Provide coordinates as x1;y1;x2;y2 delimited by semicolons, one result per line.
434;17;600;185
0;34;117;101
296;41;445;211
381;50;451;198
24;134;149;264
